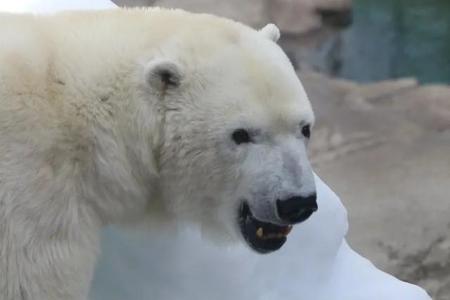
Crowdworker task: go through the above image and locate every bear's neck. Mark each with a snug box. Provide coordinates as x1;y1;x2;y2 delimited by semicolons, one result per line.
78;78;163;224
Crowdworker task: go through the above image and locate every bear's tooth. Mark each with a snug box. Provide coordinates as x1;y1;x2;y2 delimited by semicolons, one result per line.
256;227;263;238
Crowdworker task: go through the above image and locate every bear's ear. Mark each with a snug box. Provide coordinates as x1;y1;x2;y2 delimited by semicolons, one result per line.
144;59;183;93
259;23;280;42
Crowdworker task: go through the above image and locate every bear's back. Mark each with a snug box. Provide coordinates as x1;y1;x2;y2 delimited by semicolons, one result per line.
0;8;253;172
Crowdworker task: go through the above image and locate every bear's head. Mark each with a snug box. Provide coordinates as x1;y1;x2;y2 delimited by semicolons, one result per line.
140;22;316;254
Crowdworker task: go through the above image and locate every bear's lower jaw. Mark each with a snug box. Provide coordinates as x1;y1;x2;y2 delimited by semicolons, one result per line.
238;202;292;254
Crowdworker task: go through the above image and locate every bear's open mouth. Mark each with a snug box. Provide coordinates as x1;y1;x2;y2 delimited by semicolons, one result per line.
238;202;293;254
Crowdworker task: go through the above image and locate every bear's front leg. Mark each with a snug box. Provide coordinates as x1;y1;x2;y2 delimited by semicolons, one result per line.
0;208;101;300
0;140;106;299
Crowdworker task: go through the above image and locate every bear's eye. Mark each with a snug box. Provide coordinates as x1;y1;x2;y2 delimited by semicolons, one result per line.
232;129;251;145
301;125;311;139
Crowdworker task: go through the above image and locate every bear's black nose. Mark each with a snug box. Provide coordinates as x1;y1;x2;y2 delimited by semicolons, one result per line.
276;194;318;224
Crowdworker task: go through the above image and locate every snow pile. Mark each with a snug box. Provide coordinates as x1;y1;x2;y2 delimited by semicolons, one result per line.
0;1;432;299
91;175;430;300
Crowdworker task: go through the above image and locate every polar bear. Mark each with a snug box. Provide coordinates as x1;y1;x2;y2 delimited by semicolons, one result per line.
0;8;317;300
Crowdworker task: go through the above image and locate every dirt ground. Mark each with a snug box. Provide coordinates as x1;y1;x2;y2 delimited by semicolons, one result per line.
302;71;450;299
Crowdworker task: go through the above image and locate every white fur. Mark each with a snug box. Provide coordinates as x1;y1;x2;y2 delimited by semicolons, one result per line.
0;8;314;300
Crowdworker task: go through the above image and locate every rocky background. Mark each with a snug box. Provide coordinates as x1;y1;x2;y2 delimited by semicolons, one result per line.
113;1;450;298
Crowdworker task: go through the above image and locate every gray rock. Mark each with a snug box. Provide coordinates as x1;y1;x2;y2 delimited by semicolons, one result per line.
148;0;267;28
269;0;352;35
